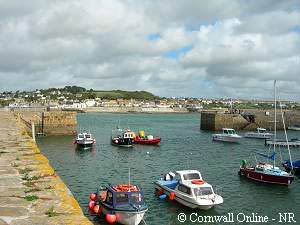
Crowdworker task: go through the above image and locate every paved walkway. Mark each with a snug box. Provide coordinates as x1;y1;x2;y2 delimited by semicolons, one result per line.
0;112;92;225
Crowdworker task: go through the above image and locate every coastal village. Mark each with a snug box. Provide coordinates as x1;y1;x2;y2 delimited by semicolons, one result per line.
1;86;299;112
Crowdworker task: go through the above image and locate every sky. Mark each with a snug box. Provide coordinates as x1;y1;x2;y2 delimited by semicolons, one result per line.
0;0;299;100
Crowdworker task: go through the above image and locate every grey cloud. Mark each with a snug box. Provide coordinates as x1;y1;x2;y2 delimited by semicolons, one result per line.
0;0;299;99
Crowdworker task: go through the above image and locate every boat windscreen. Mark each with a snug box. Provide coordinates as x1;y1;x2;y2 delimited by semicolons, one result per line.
130;193;143;203
85;134;91;138
78;134;84;138
193;187;213;196
183;173;200;180
116;193;129;203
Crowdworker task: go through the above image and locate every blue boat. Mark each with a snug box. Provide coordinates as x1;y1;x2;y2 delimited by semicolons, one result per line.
282;160;300;174
89;184;148;225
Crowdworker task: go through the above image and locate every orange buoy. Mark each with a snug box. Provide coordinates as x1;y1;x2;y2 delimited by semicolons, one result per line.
90;193;97;201
106;214;117;224
93;205;100;214
88;201;95;210
115;213;120;221
191;179;206;185
169;192;175;200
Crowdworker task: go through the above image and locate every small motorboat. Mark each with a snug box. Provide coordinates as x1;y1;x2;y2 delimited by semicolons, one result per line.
282;160;300;174
88;184;148;225
134;130;161;145
111;128;134;148
288;125;300;131
244;128;273;139
212;128;242;143
154;170;223;210
74;132;96;147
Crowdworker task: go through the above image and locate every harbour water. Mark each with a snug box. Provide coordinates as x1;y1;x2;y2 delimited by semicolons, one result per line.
37;113;300;225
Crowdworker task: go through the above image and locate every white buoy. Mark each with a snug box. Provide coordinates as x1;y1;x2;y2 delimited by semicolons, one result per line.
146;151;150;154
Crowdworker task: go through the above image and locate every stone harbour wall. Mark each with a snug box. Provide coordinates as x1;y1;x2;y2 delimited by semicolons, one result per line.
0;112;92;225
17;111;77;136
200;109;300;131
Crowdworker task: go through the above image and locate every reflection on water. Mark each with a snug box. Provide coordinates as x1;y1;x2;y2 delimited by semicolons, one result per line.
37;113;300;225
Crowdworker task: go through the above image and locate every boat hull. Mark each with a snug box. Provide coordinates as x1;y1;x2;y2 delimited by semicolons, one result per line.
212;135;241;143
111;138;133;148
288;127;300;131
154;182;222;210
75;139;95;147
134;137;161;145
239;167;294;185
102;207;147;225
244;133;273;139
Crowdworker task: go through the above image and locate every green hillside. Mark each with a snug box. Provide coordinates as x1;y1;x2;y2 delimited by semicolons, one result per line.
92;90;160;100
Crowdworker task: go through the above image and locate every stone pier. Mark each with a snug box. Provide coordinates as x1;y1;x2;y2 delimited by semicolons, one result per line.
0;112;92;225
200;109;300;131
17;111;77;136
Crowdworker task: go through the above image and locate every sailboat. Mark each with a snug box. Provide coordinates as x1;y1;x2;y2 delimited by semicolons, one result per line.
239;80;294;185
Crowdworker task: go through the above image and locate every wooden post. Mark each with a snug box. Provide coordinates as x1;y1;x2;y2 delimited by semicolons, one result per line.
31;122;36;142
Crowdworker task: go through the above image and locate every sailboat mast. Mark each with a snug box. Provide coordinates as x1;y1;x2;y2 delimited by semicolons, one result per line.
128;168;131;192
273;80;277;168
280;101;294;171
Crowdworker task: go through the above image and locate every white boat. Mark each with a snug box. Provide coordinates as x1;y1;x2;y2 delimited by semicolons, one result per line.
74;132;96;147
288;125;300;131
154;170;223;210
212;128;242;143
244;128;273;139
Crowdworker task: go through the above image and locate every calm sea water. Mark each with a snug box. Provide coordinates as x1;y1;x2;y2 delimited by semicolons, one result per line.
37;113;300;225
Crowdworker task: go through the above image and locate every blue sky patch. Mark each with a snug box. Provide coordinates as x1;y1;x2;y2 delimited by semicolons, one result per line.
288;26;300;33
162;45;193;59
147;33;161;41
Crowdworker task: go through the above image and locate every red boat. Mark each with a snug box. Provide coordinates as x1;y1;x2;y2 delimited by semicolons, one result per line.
134;131;161;145
239;162;294;185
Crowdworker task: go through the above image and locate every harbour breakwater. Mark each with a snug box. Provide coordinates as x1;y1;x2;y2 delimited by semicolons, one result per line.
201;109;300;131
17;111;77;136
0;112;92;225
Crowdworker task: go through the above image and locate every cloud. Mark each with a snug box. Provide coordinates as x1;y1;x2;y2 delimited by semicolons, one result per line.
0;0;299;100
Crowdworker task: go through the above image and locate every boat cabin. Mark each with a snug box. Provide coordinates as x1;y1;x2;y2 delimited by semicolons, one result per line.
160;170;215;198
100;185;146;210
257;128;267;133
123;130;135;139
222;128;237;135
112;128;135;139
77;132;93;139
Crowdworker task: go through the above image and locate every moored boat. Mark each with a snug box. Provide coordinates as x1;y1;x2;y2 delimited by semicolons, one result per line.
282;160;300;174
239;158;294;185
244;128;273;139
134;130;161;145
288;125;300;131
212;128;242;143
74;132;96;147
88;184;148;225
154;170;223;210
111;128;134;147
